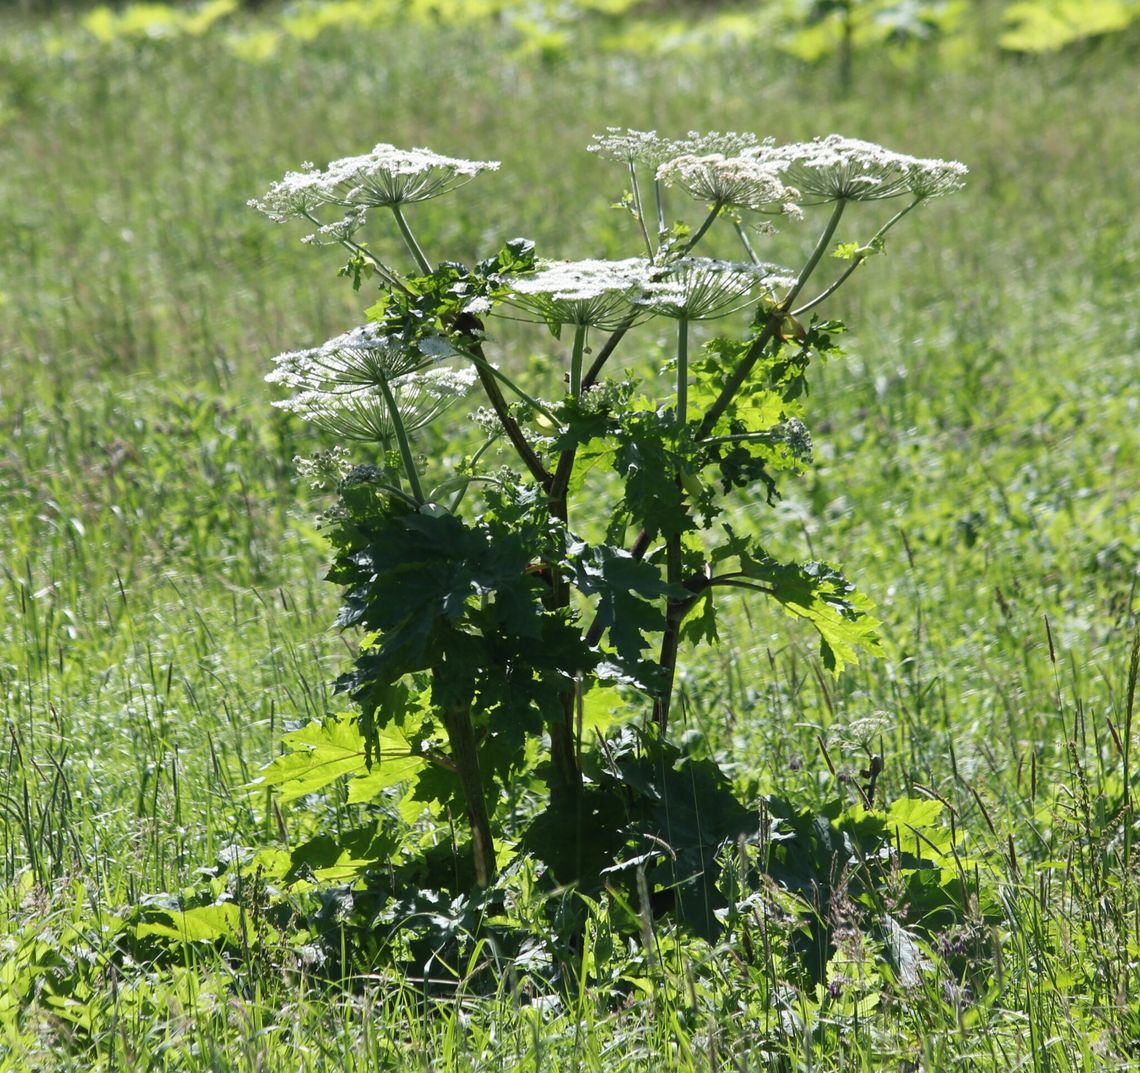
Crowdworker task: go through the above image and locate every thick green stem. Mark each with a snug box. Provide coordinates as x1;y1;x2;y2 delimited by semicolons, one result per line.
569;323;588;397
548;689;581;805
375;369;425;503
439;702;497;888
549;315;635;506
676;317;689;426
652;522;684;734
473;363;552;492
391;203;432;275
653;318;693;730
451;338;558;425
680;203;722;257
451;326;552;492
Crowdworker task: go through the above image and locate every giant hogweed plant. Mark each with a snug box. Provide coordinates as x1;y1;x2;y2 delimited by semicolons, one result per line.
251;132;966;939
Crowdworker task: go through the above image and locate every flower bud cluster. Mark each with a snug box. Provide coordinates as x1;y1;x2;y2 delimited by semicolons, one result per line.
779;418;813;464
294;446;353;491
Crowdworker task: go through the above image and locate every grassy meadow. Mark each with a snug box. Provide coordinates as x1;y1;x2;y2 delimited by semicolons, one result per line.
1;2;1138;1069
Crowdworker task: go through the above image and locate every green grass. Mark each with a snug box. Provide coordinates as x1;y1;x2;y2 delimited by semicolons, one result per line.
2;3;1139;1069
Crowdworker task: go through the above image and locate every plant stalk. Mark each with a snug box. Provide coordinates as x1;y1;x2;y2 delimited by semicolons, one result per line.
676;316;689;426
652;520;684;734
698;199;848;437
439;701;497;888
391;203;432;275
629;160;655;259
585;202;849;650
375;369;425;503
453;323;553;492
792;198;919;317
569;323;588;397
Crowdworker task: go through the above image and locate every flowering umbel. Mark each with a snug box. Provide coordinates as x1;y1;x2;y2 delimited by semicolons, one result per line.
249;144;501;222
635;258;794;321
750;135;968;204
503;257;656;330
265;325;475;444
656;154;801;216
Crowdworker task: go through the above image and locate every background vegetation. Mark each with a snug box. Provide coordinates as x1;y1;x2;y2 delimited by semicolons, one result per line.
1;0;1137;1068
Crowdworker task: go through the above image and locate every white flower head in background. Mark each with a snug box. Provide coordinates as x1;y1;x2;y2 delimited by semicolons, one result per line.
266;325;475;443
504;257;656;330
586;127;674;168
751;135;968;204
588;128;764;169
321;144;501;207
250;144;500;220
665;130;765;158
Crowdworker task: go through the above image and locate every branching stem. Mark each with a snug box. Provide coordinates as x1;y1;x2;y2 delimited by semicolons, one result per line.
301;210;408;293
698;199;848;437
792;198;919;317
676;317;689;426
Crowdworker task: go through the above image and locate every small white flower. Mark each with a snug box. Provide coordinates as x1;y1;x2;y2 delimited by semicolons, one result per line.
588;128;765;168
298;943;327;969
300;207;368;245
751;135;967;204
504;257;656;329
780;418;813;462
461;296;493;316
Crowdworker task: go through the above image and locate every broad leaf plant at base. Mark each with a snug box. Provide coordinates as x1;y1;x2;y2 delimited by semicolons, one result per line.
250;132;967;978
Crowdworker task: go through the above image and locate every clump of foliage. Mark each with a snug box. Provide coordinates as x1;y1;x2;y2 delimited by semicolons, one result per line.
243;130;966;978
50;0;1140;67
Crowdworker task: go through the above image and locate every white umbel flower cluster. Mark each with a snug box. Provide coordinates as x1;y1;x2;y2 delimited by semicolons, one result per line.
586;128;674;167
249;144;501;221
636;258;795;321
587;128;764;167
266;325;476;443
750;135;968;204
655;154;801;216
505;257;656;329
588;128;966;213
